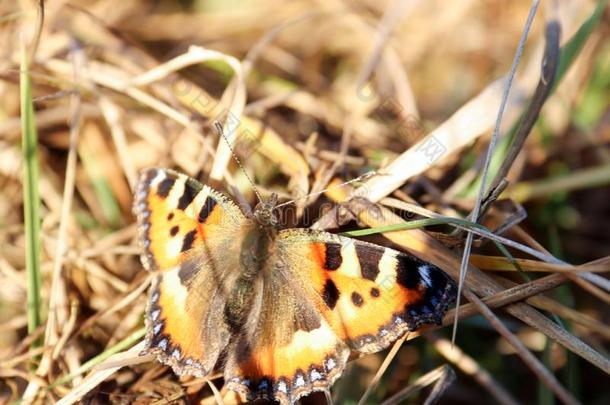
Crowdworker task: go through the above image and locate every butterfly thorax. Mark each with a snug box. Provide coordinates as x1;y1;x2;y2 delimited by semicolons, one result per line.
224;198;280;332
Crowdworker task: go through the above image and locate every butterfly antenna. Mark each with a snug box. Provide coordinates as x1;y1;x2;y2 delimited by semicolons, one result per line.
274;170;377;209
214;121;263;203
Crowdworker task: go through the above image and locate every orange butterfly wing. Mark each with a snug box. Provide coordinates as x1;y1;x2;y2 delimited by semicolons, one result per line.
223;229;456;404
278;229;456;353
223;262;350;404
134;168;245;272
133;168;245;376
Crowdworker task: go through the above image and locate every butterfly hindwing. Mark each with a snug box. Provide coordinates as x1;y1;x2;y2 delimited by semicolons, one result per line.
277;229;457;353
145;264;233;376
134;168;245;376
223;262;350;405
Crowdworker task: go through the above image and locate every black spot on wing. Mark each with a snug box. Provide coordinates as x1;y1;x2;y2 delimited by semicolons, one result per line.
396;254;422;289
157;178;176;198
170;225;179;236
181;230;197;252
177;184;198;210
322;279;340;309
198;196;217;223
370;287;380;298
399;264;457;330
351;292;364;307
356;246;382;281
324;243;342;270
167;212;174;221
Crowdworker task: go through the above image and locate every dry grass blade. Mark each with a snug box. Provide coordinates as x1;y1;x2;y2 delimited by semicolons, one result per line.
131;45;247;182
442;273;569;324
22;45;85;403
55;341;148;405
468;254;610;273
328;0;417;181
494;277;610;340
430;335;520;405
379;364;456;405
378;196;569;264
45;42;83;348
528;298;610;340
565;272;610;304
484;15;561;203
149;49;247;189
45;58;192;126
76;274;151;335
350;77;513;203
506;163;610;202
357;333;409;405
97;95;138;190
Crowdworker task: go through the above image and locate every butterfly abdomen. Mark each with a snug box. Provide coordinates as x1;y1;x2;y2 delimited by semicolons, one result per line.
225;276;257;332
225;225;275;331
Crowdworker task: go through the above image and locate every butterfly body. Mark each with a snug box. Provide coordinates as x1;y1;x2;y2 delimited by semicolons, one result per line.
225;221;275;333
134;168;456;404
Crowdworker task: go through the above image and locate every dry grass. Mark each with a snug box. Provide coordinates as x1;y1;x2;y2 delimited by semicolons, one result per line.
1;0;609;404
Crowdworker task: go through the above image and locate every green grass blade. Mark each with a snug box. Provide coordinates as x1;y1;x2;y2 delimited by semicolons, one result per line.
459;0;608;198
341;216;526;274
79;143;122;229
20;45;43;340
52;327;146;387
341;216;488;237
555;0;609;84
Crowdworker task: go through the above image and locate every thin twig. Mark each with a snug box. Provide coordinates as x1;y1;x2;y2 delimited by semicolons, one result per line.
357;333;409;405
443;273;568;325
484;16;561;203
430;335;520;405
380;365;455;405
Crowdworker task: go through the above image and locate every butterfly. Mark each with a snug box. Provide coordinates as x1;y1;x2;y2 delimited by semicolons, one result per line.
133;168;457;404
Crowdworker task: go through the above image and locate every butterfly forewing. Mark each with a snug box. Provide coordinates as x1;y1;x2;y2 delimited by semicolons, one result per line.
134;168;245;272
276;229;457;353
134;168;244;376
